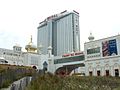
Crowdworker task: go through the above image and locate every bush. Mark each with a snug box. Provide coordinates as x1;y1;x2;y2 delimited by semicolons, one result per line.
26;74;120;90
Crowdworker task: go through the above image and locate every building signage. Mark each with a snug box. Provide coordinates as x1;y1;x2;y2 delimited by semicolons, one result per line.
102;39;117;57
62;52;83;57
47;14;58;20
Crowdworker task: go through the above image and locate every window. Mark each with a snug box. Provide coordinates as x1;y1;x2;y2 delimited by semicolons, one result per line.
87;47;100;54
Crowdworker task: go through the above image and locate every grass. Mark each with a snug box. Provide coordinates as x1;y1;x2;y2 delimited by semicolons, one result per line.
26;73;120;90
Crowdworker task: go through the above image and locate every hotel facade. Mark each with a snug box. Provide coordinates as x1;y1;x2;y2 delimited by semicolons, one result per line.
37;10;80;56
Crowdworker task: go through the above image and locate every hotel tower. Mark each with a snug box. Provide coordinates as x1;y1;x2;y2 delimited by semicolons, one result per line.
37;10;80;56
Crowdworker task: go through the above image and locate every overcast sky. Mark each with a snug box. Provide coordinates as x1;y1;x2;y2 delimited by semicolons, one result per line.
0;0;120;51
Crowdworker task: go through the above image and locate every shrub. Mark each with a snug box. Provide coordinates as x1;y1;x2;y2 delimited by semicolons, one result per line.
26;74;120;90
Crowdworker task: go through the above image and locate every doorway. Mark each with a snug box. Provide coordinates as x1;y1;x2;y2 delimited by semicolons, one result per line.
89;71;93;76
97;70;100;76
115;69;119;77
105;70;109;76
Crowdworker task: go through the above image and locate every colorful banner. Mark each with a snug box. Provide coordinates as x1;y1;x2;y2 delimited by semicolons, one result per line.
108;39;118;56
102;39;117;57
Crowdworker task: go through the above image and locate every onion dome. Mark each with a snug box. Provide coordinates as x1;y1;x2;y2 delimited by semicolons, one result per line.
38;44;43;50
47;46;52;50
0;57;7;63
25;35;37;53
0;57;5;60
88;32;94;41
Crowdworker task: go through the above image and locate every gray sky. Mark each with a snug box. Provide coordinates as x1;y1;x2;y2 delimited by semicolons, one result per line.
0;0;120;51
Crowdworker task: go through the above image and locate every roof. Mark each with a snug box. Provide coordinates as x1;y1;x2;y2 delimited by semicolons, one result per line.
85;34;120;44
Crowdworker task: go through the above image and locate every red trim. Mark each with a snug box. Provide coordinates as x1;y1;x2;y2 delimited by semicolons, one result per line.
62;52;83;57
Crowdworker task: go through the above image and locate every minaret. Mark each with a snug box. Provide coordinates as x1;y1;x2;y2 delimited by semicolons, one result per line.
47;46;52;58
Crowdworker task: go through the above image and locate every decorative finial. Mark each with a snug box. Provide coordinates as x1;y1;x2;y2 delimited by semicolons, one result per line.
30;35;32;43
88;32;94;41
90;32;92;35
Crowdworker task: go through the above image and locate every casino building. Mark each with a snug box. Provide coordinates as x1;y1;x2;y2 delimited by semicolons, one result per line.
37;10;80;56
84;33;120;76
0;33;120;76
1;10;120;76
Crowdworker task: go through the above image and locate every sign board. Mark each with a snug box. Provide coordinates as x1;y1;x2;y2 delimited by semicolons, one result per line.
102;39;117;57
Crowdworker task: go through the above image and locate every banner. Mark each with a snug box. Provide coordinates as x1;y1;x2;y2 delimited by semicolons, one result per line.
102;39;117;57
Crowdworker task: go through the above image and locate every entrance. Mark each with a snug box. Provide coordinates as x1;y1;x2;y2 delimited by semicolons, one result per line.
97;70;100;76
89;71;92;76
115;69;119;77
106;70;109;76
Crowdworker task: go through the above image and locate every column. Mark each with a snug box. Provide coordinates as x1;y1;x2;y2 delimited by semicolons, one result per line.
110;66;114;76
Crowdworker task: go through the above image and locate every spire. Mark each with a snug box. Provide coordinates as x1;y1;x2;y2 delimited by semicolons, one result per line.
25;35;37;53
28;35;33;45
30;35;32;43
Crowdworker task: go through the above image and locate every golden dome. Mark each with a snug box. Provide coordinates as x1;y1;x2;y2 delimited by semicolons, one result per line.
25;35;37;53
